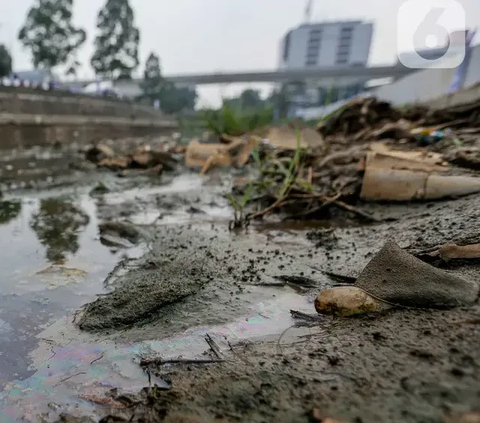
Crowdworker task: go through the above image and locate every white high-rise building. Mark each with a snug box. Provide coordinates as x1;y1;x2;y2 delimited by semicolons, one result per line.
279;21;374;69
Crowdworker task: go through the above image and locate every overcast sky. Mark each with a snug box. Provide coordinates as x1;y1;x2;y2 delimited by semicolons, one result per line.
1;0;479;106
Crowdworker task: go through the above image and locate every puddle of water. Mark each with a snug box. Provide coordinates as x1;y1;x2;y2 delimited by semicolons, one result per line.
104;173;204;206
0;191;144;392
0;173;320;422
0;289;312;422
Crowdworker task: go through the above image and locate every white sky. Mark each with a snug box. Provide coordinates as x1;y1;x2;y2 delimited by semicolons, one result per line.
0;0;479;106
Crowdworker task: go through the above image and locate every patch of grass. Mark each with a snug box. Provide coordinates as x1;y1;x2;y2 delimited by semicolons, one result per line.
225;183;254;230
278;130;303;199
202;104;274;137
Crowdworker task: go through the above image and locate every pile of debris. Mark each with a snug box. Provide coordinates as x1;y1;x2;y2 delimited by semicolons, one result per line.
213;96;480;224
85;143;177;175
184;125;324;175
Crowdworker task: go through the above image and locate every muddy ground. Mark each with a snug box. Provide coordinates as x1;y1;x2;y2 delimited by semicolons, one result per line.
0;141;479;423
66;194;480;423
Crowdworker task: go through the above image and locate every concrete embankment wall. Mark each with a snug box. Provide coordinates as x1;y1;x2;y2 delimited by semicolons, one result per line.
0;114;178;150
374;44;480;106
0;88;177;149
0;88;162;118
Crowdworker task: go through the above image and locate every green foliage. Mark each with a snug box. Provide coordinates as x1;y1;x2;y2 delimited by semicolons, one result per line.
266;85;289;118
202;104;274;136
140;52;163;103
251;148;262;170
18;0;86;71
225;183;254;229
0;45;12;77
277;130;302;199
225;89;264;110
139;53;196;112
159;83;197;114
91;0;140;79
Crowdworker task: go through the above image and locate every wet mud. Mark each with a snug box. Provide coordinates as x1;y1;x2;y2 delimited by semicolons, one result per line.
0;147;479;422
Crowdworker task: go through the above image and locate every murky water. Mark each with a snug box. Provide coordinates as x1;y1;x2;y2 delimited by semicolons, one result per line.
0;174;313;422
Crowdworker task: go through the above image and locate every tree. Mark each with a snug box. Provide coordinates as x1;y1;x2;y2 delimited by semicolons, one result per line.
239;89;263;109
139;52;196;113
18;0;86;72
159;83;197;114
91;0;140;80
140;52;163;103
267;85;289;119
0;45;12;77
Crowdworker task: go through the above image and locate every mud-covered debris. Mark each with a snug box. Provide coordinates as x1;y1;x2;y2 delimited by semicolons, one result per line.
428;242;480;261
173;145;187;154
425;97;480;127
368;142;448;170
185;139;233;169
369;119;415;141
98;221;144;245
317;97;402;139
316;241;479;316
130;149;176;171
85;144;115;163
443;412;480;423
449;147;480;170
77;252;217;330
186;134;262;173
98;156;131;170
265;125;323;150
361;150;480;201
89;182;110;196
131;152;152;168
356;241;478;309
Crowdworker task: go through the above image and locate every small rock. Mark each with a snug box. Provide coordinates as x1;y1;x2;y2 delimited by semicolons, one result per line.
315;286;385;316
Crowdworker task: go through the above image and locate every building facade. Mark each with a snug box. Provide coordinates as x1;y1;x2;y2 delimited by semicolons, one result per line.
279;21;373;69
